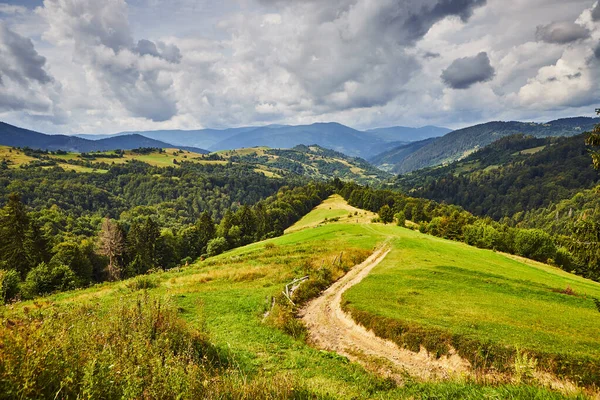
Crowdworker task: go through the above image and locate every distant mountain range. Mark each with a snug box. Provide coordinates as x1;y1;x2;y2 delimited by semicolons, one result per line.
76;123;450;159
0;122;208;153
2;117;598;173
374;117;600;174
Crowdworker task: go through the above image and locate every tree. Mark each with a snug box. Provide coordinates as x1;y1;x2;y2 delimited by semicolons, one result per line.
50;242;93;286
97;218;125;281
378;205;394;224
0;193;31;278
126;217;160;276
585;108;600;168
395;211;406;227
22;262;76;298
206;237;228;257
196;211;216;255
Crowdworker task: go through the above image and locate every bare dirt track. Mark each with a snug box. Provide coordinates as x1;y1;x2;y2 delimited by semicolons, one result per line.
300;246;471;382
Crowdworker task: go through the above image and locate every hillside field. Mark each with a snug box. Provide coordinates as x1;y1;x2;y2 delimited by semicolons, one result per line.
1;195;598;398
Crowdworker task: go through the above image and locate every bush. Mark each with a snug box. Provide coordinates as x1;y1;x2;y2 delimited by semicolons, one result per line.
22;262;77;298
0;269;20;303
514;229;556;262
126;275;159;291
206;237;228;257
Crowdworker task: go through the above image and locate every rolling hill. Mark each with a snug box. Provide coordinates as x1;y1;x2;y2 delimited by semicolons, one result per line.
3;194;598;397
381;117;600;174
0;122;208;153
78;123;451;159
368;138;438;172
208;122;388;158
394;134;600;218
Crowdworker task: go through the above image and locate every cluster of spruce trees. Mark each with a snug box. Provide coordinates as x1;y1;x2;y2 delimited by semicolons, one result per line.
0;183;332;302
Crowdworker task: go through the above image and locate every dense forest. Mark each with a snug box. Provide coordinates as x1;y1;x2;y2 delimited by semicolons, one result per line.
0;158;335;302
395;134;600;219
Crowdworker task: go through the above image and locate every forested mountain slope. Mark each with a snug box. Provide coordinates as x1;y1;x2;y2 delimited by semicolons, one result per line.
390;117;599;173
394;134;600;219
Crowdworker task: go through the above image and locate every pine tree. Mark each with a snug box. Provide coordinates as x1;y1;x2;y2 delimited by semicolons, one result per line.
196;211;216;255
0;193;31;278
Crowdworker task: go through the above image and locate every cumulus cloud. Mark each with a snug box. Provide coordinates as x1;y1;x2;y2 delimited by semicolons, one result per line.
535;21;590;44
40;0;181;122
0;22;57;112
0;22;52;85
593;2;600;21
441;52;495;89
2;0;600;134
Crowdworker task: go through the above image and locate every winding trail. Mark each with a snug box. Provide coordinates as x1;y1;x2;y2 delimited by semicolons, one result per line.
300;246;471;382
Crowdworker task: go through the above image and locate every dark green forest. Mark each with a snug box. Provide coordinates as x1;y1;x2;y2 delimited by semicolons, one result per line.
0;160;335;302
395;134;600;219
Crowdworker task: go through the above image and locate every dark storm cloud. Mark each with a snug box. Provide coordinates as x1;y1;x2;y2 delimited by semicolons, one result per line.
441;52;495;89
535;21;590;44
595;42;600;59
0;22;52;85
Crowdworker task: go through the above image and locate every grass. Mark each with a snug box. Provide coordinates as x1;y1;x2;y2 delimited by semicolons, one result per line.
285;194;376;233
1;196;597;398
343;224;600;385
0;146;37;167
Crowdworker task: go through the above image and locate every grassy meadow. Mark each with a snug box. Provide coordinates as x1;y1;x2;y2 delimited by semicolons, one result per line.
1;195;598;398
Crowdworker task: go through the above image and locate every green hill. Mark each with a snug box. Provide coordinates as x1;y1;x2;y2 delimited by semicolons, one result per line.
394;134;600;219
217;144;392;185
2;195;598;398
387;117;600;173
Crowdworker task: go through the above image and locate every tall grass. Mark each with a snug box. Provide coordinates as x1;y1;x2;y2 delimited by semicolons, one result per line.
0;294;319;399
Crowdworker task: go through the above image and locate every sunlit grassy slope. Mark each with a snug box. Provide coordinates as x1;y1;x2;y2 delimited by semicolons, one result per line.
344;225;600;361
5;195;599;398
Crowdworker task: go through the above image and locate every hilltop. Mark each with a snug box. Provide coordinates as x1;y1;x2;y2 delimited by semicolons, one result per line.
375;117;600;174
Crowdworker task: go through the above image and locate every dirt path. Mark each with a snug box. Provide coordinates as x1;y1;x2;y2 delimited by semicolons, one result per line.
300;246;471;382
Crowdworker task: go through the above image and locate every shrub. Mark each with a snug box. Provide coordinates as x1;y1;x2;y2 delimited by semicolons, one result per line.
514;229;556;262
0;269;20;303
206;237;228;257
126;275;159;291
22;262;77;298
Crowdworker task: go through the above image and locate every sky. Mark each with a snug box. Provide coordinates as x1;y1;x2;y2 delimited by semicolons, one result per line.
0;0;599;134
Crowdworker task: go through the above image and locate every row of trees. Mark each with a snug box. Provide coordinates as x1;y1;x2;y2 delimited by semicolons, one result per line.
339;182;599;281
0;183;333;302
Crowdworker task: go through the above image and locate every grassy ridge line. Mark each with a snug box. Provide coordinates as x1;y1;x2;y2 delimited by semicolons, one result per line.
341;225;600;388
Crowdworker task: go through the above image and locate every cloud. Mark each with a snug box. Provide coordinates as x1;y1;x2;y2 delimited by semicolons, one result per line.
0;22;59;113
441;52;495;89
595;42;600;59
535;21;590;44
0;22;52;85
593;2;600;21
40;0;181;122
134;39;182;63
